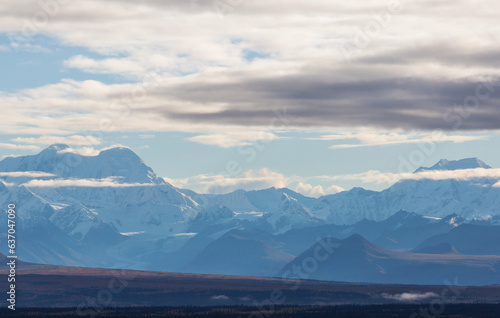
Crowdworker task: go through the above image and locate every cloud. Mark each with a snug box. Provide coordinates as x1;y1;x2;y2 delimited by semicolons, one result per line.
3;42;50;53
188;131;284;148
196;168;290;194
295;182;344;198
0;181;15;187
493;181;500;188
308;131;489;149
57;147;102;156
171;166;500;193
0;143;40;151
324;185;346;195
211;295;230;300
22;177;155;188
382;292;439;302
0;171;56;178
166;168;292;194
139;134;155;139
12;135;102;146
63;55;151;78
1;0;500;137
1;154;21;160
168;166;500;195
407;168;500;182
318;168;500;185
54;144;130;157
167;169;345;196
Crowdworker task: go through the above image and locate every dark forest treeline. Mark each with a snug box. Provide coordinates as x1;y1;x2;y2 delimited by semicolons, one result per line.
2;304;500;318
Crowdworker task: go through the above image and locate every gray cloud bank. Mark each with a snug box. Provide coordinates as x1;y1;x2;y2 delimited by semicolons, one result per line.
1;0;500;135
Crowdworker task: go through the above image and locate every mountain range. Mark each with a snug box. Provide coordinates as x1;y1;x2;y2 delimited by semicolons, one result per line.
1;144;500;285
279;234;500;286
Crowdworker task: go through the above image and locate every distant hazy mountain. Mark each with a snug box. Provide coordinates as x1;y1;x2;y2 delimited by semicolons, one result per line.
182;229;295;276
413;224;500;256
278;234;500;286
277;210;464;253
171;211;475;276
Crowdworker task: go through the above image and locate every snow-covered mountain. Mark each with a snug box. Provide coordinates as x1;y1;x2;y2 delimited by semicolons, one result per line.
0;145;203;266
0;144;164;184
0;145;198;236
1;145;499;277
257;193;322;233
415;158;491;172
190;158;500;226
314;158;500;224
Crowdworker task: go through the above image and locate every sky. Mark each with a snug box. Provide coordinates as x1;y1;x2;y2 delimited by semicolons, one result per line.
1;0;500;197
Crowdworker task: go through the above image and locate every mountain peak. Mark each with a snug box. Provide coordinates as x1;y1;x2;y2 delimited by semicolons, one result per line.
342;233;371;246
0;144;161;184
338;234;389;256
44;144;70;152
32;144;71;162
100;146;134;154
415;158;491;172
38;144;70;156
99;146;142;161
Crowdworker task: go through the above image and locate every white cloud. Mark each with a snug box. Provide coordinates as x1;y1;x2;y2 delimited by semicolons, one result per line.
0;181;15;187
167;169;345;196
1;154;21;160
22;177;154;188
63;55;150;78
101;144;129;151
295;182;324;197
167;168;292;194
188;131;284;148
0;143;40;151
4;42;50;53
57;147;101;156
295;182;344;198
0;171;56;178
211;295;230;300
308;131;489;149
170;167;500;193
325;185;345;194
318;168;500;185
163;176;186;188
54;144;131;157
382;292;439;302
12;135;102;146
